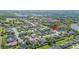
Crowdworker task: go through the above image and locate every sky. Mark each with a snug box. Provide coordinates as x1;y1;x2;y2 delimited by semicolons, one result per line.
0;0;79;10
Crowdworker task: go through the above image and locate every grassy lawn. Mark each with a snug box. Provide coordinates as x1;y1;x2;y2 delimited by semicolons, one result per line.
56;35;74;46
77;30;79;32
0;35;7;49
75;35;79;39
10;45;20;49
15;45;20;49
56;37;69;46
38;45;50;49
0;36;3;48
67;45;73;49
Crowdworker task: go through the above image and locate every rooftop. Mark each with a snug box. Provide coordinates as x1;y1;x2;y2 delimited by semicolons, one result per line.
71;24;79;31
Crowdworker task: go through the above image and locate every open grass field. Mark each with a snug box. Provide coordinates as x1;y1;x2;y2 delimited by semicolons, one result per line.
56;35;74;46
38;45;50;49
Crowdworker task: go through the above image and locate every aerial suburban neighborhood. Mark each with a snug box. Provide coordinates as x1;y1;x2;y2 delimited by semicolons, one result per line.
0;10;79;49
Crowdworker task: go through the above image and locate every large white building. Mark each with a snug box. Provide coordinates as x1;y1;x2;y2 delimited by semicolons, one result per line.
71;24;79;31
